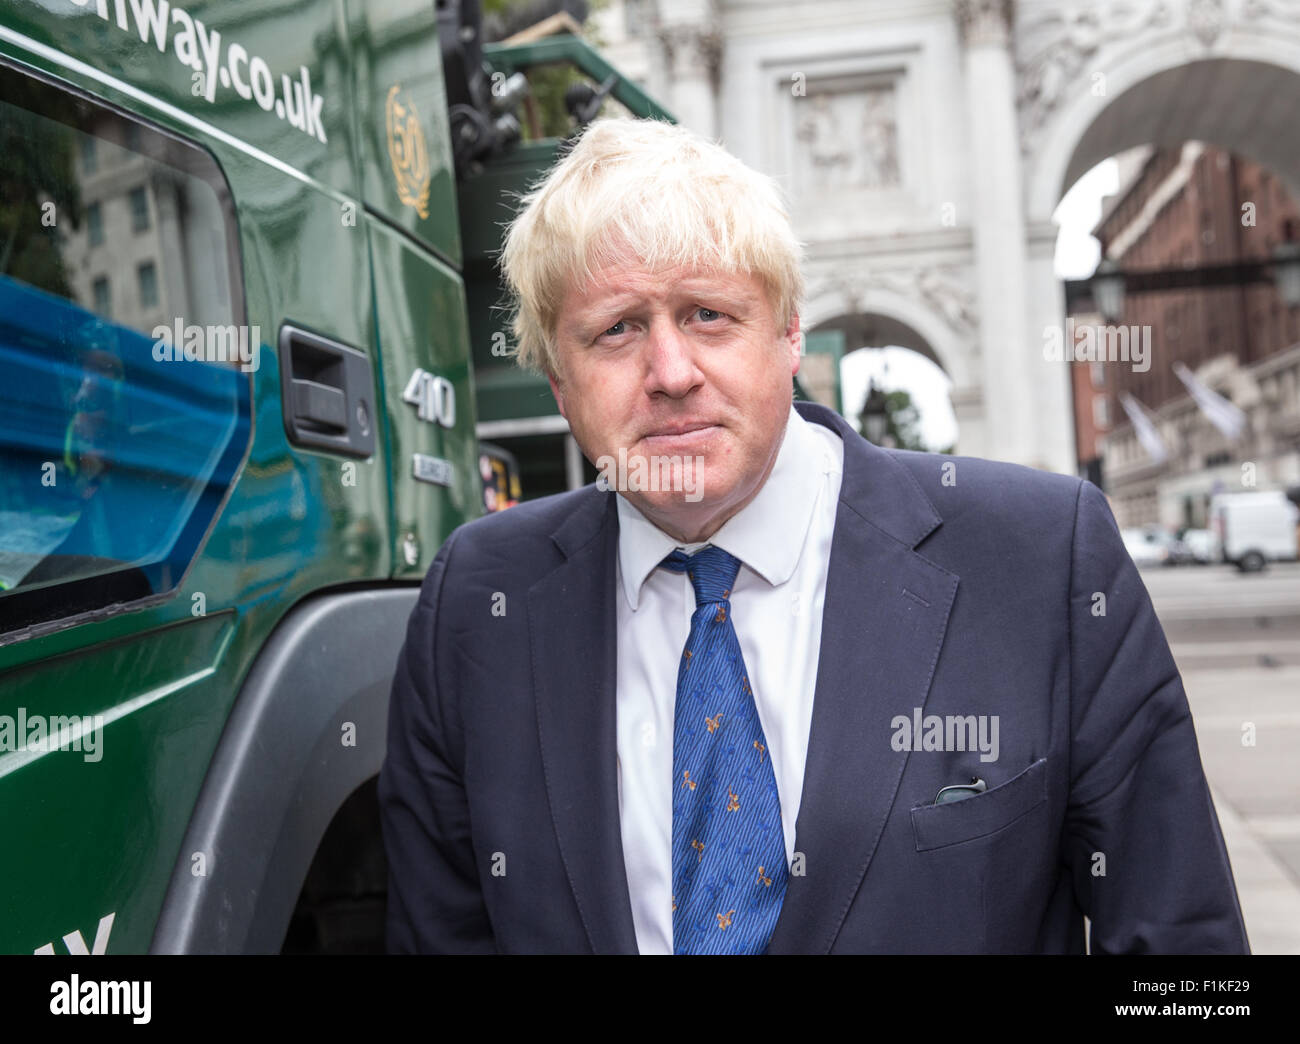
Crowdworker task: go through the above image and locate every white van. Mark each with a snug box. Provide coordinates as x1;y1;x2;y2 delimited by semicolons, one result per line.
1208;491;1300;571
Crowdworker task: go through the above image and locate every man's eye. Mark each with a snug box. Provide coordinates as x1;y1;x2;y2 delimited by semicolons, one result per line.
600;320;626;338
696;307;722;322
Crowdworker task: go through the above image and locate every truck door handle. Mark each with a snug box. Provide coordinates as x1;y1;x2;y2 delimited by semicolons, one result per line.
278;324;376;458
293;378;347;432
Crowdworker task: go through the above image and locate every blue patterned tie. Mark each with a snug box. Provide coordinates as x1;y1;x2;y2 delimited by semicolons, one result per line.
661;546;788;954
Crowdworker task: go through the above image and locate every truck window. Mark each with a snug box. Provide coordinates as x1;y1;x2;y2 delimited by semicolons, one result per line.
0;61;250;638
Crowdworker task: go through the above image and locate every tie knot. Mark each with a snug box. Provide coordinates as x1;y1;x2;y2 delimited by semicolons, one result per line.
660;545;741;607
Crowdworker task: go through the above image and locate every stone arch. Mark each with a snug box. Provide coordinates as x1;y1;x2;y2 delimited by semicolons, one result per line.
1014;8;1300;473
803;282;974;389
1022;22;1300;223
804;289;972;451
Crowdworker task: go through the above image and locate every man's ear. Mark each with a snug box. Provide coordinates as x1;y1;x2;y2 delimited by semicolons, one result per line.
785;311;803;377
547;370;567;418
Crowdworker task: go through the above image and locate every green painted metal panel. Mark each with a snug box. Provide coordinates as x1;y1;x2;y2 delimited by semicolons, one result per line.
367;217;482;579
483;35;675;124
344;0;461;268
0;0;361;207
0;614;236;953
0;0;439;953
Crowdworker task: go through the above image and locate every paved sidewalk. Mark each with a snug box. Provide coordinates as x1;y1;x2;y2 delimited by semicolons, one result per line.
1139;565;1300;953
1210;784;1300;953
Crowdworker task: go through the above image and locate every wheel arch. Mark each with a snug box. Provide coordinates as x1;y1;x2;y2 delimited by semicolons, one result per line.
149;586;419;953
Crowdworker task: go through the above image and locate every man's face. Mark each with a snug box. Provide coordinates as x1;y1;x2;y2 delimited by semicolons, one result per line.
548;258;801;543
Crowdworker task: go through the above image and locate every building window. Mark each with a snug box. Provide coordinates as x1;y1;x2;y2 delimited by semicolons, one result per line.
1092;395;1109;429
129;186;150;232
137;261;158;309
92;275;111;316
1090;361;1106;389
79;135;96;174
87;201;103;247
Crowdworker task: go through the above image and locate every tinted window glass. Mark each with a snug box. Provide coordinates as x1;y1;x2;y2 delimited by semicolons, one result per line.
0;61;251;638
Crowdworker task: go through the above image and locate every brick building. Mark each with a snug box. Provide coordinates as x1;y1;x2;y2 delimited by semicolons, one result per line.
1071;143;1300;529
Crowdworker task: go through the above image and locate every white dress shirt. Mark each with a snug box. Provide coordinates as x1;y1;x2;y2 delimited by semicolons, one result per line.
614;403;845;954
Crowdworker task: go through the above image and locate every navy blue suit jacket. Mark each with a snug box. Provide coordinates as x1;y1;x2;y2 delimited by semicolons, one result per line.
378;400;1249;953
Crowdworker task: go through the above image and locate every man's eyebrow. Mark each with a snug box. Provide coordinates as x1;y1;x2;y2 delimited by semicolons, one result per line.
678;280;761;307
559;279;759;335
559;295;639;338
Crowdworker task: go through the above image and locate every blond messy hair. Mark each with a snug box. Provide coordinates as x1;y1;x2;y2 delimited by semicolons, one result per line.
498;117;805;380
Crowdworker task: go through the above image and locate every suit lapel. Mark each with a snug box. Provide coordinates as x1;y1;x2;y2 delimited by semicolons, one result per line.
766;403;959;953
530;488;640;953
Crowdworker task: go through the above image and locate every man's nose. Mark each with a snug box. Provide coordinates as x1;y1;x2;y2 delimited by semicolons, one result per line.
642;319;701;397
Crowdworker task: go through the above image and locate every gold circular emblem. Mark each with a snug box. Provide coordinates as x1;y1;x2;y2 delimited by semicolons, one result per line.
386;85;431;219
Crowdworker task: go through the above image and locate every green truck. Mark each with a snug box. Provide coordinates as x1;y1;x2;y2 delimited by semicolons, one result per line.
0;0;673;954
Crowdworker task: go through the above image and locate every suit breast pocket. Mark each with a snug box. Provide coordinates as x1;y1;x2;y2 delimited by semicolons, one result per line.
909;757;1048;852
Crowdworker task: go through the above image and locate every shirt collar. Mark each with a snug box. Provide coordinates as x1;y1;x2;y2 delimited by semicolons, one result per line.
615;403;837;610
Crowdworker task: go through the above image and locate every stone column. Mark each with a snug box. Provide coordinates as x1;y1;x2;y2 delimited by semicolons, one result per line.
1026;219;1078;473
957;0;1034;464
653;0;722;138
949;384;988;458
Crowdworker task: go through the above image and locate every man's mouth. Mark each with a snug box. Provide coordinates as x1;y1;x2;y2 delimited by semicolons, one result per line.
643;421;718;440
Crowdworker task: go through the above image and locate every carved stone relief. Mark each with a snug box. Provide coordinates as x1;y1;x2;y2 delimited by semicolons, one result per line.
793;85;901;193
807;265;978;336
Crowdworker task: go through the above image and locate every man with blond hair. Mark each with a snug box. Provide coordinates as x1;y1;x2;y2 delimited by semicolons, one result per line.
378;118;1248;955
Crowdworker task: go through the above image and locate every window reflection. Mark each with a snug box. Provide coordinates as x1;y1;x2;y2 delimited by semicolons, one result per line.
0;66;250;634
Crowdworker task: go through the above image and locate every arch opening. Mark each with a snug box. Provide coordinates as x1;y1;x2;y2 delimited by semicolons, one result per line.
811;312;957;452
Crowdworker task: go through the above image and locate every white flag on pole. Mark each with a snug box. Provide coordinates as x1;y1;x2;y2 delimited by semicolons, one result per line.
1119;392;1170;464
1173;361;1247;441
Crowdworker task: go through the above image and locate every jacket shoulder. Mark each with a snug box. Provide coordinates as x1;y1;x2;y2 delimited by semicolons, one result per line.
440;483;607;569
883;448;1090;544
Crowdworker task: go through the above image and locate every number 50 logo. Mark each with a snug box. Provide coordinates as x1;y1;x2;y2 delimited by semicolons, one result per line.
402;368;456;428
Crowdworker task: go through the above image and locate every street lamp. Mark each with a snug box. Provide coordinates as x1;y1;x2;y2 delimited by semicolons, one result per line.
1091;258;1126;322
1271;241;1300;308
859;380;889;445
